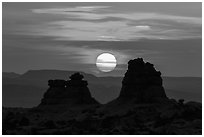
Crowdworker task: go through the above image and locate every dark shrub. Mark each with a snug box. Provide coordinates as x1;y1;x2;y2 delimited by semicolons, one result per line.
2;112;17;130
178;99;184;105
19;116;30;126
43;120;57;129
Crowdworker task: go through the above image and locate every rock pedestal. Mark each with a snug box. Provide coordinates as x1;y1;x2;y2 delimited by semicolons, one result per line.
119;58;167;103
39;73;98;106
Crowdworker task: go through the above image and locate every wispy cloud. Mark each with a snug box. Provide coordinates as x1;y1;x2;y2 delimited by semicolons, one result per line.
27;6;202;41
32;6;111;13
25;41;130;65
31;7;201;24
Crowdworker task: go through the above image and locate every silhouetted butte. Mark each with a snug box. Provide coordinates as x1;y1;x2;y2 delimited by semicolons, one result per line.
39;73;98;106
119;58;167;103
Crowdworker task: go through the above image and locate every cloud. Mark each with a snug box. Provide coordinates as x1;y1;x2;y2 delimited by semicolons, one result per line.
32;6;111;13
45;21;153;40
12;6;201;41
22;20;201;41
32;6;201;24
31;43;130;65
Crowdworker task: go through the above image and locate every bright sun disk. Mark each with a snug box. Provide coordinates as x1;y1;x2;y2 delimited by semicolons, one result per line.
96;53;117;72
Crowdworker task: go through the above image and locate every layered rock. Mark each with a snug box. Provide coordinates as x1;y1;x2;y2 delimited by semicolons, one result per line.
39;73;98;106
119;58;167;103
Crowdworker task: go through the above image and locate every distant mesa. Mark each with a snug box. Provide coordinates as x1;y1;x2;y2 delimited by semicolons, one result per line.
39;72;98;106
119;58;167;103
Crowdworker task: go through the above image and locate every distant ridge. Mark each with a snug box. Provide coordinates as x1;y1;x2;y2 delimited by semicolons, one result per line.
2;70;202;107
2;72;20;78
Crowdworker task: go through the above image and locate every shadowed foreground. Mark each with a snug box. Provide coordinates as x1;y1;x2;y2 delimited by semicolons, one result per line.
2;58;202;135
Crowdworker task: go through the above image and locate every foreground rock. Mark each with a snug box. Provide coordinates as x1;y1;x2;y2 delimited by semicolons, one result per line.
3;99;201;135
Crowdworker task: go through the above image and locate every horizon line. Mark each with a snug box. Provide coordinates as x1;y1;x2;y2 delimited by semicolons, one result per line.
2;69;202;78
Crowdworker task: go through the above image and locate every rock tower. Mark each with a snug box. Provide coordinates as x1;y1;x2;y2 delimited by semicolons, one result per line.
39;72;98;106
119;58;167;103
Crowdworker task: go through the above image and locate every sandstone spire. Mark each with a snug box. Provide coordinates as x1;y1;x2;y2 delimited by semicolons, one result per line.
39;72;98;106
119;58;167;103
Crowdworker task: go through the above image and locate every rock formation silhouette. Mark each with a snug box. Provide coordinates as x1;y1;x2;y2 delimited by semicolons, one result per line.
119;58;167;103
39;73;98;106
2;58;202;135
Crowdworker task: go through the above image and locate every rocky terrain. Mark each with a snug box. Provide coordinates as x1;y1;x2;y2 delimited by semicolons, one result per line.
2;58;202;135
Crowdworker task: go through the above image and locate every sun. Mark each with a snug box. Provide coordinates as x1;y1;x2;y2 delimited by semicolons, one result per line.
96;53;117;72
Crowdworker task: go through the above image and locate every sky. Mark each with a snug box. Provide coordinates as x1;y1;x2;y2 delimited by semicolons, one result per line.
2;2;202;77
